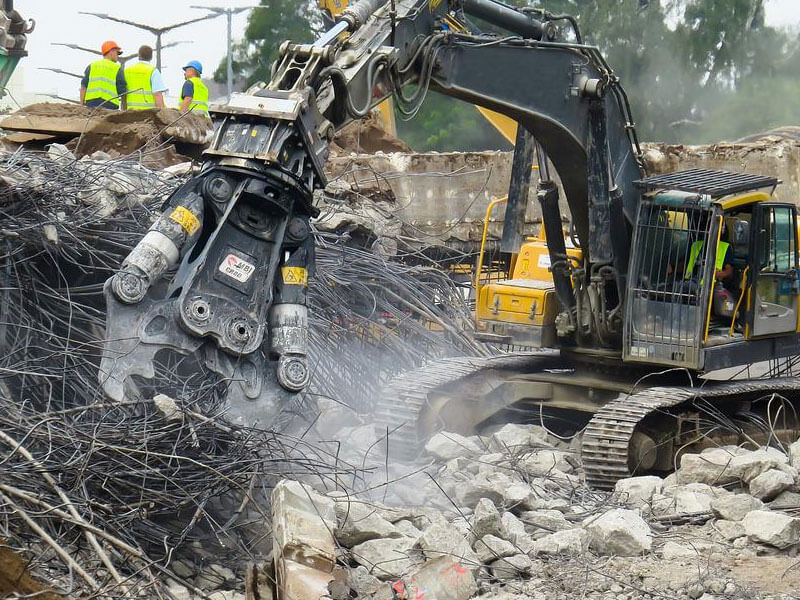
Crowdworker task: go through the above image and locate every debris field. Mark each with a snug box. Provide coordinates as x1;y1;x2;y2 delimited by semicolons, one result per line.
2;106;800;600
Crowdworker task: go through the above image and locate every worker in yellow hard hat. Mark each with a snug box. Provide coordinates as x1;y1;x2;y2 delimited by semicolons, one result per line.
178;60;209;116
80;40;127;110
124;45;167;110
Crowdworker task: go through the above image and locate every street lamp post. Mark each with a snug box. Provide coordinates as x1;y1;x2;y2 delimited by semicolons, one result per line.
52;40;190;67
190;6;256;101
79;12;218;71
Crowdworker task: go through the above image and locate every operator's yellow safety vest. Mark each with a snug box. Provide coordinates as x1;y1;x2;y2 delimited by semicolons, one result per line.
124;62;156;110
685;240;730;279
181;76;209;115
85;59;122;107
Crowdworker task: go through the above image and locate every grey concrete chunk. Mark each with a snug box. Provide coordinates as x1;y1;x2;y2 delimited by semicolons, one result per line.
519;509;571;533
660;540;714;559
711;493;764;521
614;476;664;507
769;490;800;510
334;497;401;547
454;470;517;507
394;557;477;600
488;554;534;580
489;424;546;452
418;522;480;570
393;520;422;539
277;559;334;600
789;439;800;467
425;431;482;461
743;510;800;549
519;449;576;476
500;511;536;554
272;480;336;572
351;536;421;580
715;519;746;541
748;468;794;501
471;498;505;540
585;509;652;556
473;534;518;564
531;528;589;556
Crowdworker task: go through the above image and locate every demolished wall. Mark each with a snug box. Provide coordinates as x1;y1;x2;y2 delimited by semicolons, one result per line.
325;138;800;251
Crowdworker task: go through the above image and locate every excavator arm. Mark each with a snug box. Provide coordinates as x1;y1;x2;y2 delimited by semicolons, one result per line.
100;0;644;417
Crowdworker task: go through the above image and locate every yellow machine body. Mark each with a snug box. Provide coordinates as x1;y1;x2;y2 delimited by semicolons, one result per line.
476;223;582;347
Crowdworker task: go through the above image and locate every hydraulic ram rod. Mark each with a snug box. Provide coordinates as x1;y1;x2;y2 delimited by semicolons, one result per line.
461;0;545;40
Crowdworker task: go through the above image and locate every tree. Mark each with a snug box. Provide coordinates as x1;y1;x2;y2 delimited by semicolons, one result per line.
214;0;321;86
222;0;799;148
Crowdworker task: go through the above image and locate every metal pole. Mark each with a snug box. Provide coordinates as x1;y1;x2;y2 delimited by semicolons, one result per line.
226;9;233;100
155;32;162;72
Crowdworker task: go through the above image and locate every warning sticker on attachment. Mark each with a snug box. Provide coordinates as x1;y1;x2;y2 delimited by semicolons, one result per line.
169;206;201;235
219;254;256;283
281;267;308;286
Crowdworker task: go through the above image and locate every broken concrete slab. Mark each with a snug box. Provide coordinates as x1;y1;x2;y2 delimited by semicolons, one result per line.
614;476;664;508
277;559;335;600
711;493;764;521
678;446;789;486
471;498;505;540
715;519;746;541
393;557;477;600
489;424;548;453
333;497;401;547
519;509;571;534
418;522;480;570
748;468;794;501
488;554;534;579
518;449;576;476
769;490;800;510
350;536;421;580
424;431;482;461
473;534;518;564
531;528;589;556
585;509;652;556
272;480;336;571
743;510;800;549
660;540;715;560
499;512;536;554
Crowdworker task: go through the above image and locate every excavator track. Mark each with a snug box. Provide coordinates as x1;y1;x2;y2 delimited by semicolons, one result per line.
376;354;800;489
582;377;800;489
374;353;550;462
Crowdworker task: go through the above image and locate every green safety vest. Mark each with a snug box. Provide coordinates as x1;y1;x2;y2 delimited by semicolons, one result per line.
124;62;156;110
85;58;122;107
685;240;730;279
181;76;209;115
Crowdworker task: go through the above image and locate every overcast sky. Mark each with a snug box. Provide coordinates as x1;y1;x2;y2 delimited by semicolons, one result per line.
13;0;800;102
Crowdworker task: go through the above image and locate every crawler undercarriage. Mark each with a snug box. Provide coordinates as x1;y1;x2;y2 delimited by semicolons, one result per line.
375;351;800;489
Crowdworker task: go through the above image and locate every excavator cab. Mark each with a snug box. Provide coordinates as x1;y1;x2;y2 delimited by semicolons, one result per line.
625;169;800;371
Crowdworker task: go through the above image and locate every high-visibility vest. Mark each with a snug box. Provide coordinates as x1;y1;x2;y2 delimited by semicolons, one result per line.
181;76;209;115
124;62;156;110
84;58;122;107
685;240;730;279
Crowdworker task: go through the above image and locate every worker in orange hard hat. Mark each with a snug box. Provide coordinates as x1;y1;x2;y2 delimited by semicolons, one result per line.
80;40;127;110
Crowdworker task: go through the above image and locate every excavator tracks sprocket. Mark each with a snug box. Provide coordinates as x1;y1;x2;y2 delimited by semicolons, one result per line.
374;353;548;462
582;377;800;490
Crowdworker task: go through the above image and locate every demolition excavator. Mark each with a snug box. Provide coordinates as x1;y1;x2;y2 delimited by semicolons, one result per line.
101;0;800;488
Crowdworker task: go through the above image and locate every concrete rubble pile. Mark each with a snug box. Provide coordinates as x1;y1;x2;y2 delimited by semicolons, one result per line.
262;405;800;600
0;102;214;168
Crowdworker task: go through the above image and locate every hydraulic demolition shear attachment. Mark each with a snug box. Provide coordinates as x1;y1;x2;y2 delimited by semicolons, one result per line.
100;90;325;420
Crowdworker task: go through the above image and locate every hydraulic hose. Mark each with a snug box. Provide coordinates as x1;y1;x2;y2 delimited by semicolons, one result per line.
341;0;390;30
461;0;545;40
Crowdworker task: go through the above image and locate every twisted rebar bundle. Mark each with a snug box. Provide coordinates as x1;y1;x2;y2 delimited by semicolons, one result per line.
0;148;483;596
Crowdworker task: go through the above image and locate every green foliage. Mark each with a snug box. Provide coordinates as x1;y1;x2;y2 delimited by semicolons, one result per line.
224;0;800;149
213;0;321;86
